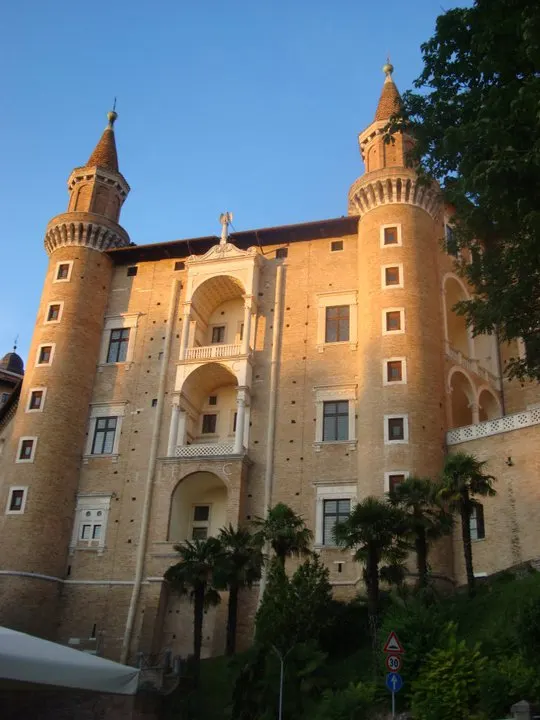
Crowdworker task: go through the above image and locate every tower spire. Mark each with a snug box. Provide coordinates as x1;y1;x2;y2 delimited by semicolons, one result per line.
374;60;402;122
86;107;120;173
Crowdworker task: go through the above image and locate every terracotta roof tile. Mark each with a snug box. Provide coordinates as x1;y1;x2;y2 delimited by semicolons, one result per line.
86;127;119;173
374;77;402;122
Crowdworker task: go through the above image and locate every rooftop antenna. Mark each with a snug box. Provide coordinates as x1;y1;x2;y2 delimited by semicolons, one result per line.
113;97;117;112
219;212;233;245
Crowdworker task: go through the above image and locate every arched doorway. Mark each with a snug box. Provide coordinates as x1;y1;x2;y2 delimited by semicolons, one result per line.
449;369;476;428
169;471;227;543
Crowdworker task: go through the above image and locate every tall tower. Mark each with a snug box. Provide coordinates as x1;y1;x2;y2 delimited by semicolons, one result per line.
350;65;452;580
0;112;130;636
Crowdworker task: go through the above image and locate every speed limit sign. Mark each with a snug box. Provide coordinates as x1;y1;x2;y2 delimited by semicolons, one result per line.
385;654;402;672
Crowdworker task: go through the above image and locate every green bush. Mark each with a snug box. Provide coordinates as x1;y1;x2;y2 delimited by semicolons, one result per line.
480;654;540;718
411;623;487;720
310;681;376;720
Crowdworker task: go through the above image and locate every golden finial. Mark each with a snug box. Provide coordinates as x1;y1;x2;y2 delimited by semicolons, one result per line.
383;56;394;79
107;97;118;129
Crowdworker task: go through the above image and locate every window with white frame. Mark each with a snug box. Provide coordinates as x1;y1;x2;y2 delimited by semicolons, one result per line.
316;291;358;351
54;261;73;283
315;484;356;546
45;302;63;324
191;505;210;540
384;415;409;444
26;387;47;412
382;308;405;335
381;264;403;289
16;437;37;463
470;503;485;540
85;403;126;457
99;314;140;365
382;358;407;385
70;494;111;551
314;385;357;445
384;471;410;493
36;343;55;367
5;486;28;514
380;224;402;247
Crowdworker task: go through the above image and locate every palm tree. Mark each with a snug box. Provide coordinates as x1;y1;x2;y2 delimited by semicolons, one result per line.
440;452;496;597
334;497;408;631
216;524;264;656
389;476;453;589
254;503;313;567
164;537;222;682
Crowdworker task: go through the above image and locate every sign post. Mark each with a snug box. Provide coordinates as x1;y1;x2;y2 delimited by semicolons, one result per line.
383;631;405;718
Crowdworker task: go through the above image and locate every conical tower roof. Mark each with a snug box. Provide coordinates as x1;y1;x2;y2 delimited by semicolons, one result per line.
374;62;402;122
86;110;119;173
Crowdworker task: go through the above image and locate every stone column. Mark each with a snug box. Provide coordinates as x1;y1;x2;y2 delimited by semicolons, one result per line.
177;410;187;447
179;303;192;361
167;401;180;456
241;296;253;355
469;401;480;425
234;387;248;454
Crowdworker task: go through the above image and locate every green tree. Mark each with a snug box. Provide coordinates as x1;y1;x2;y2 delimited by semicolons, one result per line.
216;524;264;656
389;476;453;589
254;502;313;567
164;537;222;682
334;497;408;632
440;453;496;597
392;0;540;381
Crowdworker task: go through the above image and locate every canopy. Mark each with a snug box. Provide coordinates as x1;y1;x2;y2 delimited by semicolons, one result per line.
0;627;139;695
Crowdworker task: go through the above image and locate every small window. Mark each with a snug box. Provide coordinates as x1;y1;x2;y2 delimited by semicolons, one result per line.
445;225;458;256
92;525;102;540
81;524;92;540
325;306;350;343
387;360;403;383
202;414;217;434
193;506;210;522
388;474;405;492
151;398;158;407
383;226;399;245
385;267;400;286
19;439;35;461
276;248;288;259
331;240;344;252
470;503;485;540
47;304;61;322
91;417;118;455
192;527;208;540
388;417;404;441
192;505;210;540
0;392;9;406
208;396;217;406
323;499;350;545
29;390;44;410
211;326;225;344
56;263;70;280
8;489;26;513
38;346;52;364
323;401;349;442
385;311;402;332
107;328;130;363
174;261;185;271
239;323;244;342
127;266;138;277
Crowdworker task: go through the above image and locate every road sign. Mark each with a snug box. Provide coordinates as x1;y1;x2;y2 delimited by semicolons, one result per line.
383;630;405;654
385;654;402;672
386;672;403;693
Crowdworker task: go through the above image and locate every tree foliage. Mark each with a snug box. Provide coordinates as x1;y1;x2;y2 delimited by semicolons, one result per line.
394;0;540;380
254;502;313;567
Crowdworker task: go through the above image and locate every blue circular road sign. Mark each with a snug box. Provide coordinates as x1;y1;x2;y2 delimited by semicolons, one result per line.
386;672;404;693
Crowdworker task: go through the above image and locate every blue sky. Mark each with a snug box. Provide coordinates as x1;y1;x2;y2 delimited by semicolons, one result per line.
0;0;462;362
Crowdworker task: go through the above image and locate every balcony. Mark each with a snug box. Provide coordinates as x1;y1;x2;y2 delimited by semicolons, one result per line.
184;343;244;362
446;407;540;446
175;442;239;458
445;343;499;386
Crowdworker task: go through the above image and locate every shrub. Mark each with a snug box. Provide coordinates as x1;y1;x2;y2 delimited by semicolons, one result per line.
311;681;376;720
480;654;540;718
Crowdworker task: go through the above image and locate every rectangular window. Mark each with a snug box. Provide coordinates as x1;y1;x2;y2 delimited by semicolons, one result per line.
208;395;217;406
202;414;217;434
386;311;402;332
29;390;43;410
47;304;61;322
388;417;404;441
331;240;344;252
239;323;244;342
107;328;130;363
193;506;210;522
276;247;288;259
383;226;399;245
38;346;52;364
233;411;238;433
127;266;138;277
445;225;458;256
325;305;350;343
174;261;185;271
92;525;102;540
322;499;351;545
91;417;117;455
387;360;403;382
192;527;208;540
8;489;25;512
385;267;400;286
81;524;92;540
323;401;349;441
388;474;405;492
192;505;210;540
57;263;70;280
470;504;485;540
19;439;34;461
211;326;225;344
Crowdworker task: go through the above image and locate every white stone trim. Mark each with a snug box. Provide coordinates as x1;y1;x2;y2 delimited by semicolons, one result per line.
382;357;407;386
84;403;127;457
15;436;38;463
44;300;64;324
70;494;112;553
99;313;141;365
315;484;357;546
313;384;357;444
381;263;404;289
316;291;358;351
53;260;74;283
384;414;409;445
380;223;402;248
384;471;410;493
35;343;55;367
5;486;28;515
25;387;47;413
382;308;405;335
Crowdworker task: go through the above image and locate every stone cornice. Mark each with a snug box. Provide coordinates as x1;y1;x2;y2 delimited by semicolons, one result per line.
44;212;131;255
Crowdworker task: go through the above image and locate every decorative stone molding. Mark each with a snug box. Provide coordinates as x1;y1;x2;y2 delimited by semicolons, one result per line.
447;407;540;446
44;212;130;254
348;169;441;221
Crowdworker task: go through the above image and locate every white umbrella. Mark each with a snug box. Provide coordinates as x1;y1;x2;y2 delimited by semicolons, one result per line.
0;626;139;695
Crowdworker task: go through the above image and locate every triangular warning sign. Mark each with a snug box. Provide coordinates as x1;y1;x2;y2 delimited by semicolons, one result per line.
383;631;405;654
